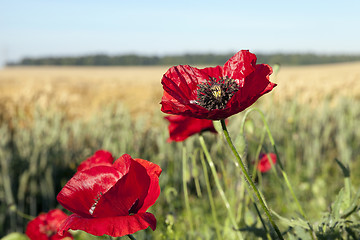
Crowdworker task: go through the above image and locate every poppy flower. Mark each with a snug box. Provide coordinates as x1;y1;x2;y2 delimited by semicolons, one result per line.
57;153;162;237
164;115;217;142
25;209;73;240
257;153;277;173
160;50;276;120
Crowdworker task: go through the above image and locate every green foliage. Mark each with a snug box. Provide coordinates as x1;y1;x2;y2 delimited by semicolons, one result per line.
0;97;359;239
0;233;29;240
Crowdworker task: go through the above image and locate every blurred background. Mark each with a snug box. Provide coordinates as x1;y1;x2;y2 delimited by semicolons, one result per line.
1;0;360;239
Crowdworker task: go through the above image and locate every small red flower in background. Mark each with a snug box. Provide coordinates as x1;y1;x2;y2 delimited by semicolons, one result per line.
57;152;162;237
161;50;276;120
257;153;277;173
25;209;73;240
164;115;217;142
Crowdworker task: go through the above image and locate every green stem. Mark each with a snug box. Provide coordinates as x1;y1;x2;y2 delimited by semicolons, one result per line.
199;149;223;240
220;119;284;240
182;144;194;233
0;153;17;230
127;234;136;240
251;127;267;182
192;149;203;197
253;203;272;240
14;206;34;220
242;108;315;239
198;135;243;240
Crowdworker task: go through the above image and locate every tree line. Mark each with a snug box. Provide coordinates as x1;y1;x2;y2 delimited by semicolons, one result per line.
7;52;360;66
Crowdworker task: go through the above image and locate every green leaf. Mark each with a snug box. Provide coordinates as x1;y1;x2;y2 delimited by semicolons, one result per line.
1;233;29;240
332;188;344;219
341;187;360;219
212;120;223;135
334;158;350;178
291;226;313;240
272;211;310;229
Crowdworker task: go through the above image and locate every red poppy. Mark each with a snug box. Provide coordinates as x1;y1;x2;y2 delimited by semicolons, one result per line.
25;209;73;240
57;153;162;237
257;153;277;173
77;150;113;172
160;50;276;120
164;115;217;142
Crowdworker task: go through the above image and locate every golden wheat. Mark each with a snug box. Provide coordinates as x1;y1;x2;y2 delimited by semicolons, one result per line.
0;62;359;119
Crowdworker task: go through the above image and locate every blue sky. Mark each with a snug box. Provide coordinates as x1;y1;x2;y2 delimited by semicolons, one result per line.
1;0;360;64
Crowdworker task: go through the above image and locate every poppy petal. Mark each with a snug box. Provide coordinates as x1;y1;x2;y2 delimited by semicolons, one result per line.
92;156;151;217
57;166;127;218
58;213;156;237
199;65;223;80
132;158;162;213
161;65;201;102
225;63;274;114
240;63;274;101
257;153;277;172
165;115;216;142
77;150;114;172
25;209;72;240
223;50;257;81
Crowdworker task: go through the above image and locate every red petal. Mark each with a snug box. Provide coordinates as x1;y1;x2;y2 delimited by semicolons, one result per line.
45;209;69;232
161;65;200;102
92;156;151;217
161;90;206;116
199;65;223;80
57;166;128;218
223;50;257;81
257;153;277;173
26;214;49;240
239;64;274;101
224;63;275;116
132;158;162;213
58;213;156;237
161;65;218;115
77;150;114;172
165;115;216;142
26;210;72;240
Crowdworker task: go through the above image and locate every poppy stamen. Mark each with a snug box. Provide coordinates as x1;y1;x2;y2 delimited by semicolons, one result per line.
196;77;239;110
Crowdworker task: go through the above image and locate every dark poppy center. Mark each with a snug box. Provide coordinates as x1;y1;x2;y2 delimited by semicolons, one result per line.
196;77;239;110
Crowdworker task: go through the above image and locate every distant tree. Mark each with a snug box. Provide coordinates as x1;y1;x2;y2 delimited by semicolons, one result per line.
7;53;360;67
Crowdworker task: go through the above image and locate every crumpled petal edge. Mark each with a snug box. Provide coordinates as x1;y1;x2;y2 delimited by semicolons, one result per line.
58;212;156;237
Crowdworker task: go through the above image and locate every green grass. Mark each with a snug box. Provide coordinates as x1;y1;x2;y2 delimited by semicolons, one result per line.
0;97;359;239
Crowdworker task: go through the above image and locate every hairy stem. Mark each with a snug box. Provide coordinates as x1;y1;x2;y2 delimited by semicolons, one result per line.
220;119;283;240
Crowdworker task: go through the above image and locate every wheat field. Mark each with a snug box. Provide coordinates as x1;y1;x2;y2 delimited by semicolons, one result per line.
1;63;360;239
1;62;359;120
